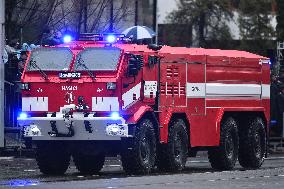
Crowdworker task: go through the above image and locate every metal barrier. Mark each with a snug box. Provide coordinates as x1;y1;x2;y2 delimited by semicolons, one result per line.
0;0;5;148
3;80;22;150
4;80;20;129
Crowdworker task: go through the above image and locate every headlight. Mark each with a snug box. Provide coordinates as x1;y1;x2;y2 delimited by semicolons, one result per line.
21;83;30;90
106;82;116;90
106;124;128;136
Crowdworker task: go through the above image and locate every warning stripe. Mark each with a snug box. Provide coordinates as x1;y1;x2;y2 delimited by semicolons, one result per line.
186;83;270;99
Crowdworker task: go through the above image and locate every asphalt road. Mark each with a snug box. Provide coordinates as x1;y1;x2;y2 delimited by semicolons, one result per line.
1;153;284;189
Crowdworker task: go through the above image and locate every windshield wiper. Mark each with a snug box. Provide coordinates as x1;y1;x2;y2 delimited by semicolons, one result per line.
30;59;48;80
76;56;95;80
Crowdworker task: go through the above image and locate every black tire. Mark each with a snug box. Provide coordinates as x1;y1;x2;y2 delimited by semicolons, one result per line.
238;117;266;169
208;117;239;170
157;119;188;171
36;142;70;175
73;153;105;175
121;118;156;174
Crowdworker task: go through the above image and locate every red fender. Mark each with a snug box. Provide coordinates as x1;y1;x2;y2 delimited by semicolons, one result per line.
125;105;154;124
159;108;173;143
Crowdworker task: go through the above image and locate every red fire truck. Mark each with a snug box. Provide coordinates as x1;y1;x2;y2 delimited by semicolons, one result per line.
18;34;270;175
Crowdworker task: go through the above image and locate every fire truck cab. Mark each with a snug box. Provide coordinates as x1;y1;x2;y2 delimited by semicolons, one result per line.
18;34;270;175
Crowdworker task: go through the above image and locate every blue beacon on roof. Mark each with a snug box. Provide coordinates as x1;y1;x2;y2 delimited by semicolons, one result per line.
106;35;117;43
63;35;72;43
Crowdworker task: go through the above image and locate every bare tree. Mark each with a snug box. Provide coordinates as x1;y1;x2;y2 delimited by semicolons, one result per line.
69;0;134;33
5;0;60;42
5;0;135;43
167;0;233;48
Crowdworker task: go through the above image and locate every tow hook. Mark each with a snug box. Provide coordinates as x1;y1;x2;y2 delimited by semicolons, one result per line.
48;107;75;137
76;96;90;111
48;119;75;137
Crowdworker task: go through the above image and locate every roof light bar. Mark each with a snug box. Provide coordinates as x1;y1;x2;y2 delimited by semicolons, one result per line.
78;33;126;43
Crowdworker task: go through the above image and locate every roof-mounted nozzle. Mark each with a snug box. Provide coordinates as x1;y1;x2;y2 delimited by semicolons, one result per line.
147;44;162;51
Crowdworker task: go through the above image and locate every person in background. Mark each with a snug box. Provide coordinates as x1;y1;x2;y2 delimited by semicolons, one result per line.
5;39;20;54
4;39;20;81
270;75;282;136
53;31;63;45
21;43;31;52
2;47;8;64
30;44;39;50
18;51;28;75
41;28;55;46
276;83;284;137
271;75;281;119
41;29;63;46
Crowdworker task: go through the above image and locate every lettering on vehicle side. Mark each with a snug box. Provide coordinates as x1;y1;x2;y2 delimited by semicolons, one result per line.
62;86;78;91
59;72;81;79
192;86;200;92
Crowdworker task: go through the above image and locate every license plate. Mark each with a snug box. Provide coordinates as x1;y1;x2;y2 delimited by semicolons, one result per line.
59;72;81;79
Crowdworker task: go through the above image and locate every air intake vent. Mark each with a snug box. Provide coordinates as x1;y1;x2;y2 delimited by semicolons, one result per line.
179;85;186;96
166;65;179;79
160;83;186;96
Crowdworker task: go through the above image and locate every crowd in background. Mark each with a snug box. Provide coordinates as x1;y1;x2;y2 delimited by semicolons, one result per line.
3;29;66;81
41;28;64;46
2;30;66;129
270;75;284;137
3;39;38;81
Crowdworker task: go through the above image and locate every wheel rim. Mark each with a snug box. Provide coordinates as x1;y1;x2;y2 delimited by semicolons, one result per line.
225;134;234;160
141;136;150;164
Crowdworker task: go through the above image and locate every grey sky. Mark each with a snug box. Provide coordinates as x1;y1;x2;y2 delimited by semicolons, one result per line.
158;0;178;24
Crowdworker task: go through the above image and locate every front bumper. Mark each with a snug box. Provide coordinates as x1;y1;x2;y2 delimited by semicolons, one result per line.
18;115;131;141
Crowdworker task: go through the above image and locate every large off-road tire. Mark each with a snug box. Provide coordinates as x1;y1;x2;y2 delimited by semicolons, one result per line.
121;118;156;175
238;117;266;169
208;117;239;170
36;142;71;175
157;119;189;172
73;152;105;175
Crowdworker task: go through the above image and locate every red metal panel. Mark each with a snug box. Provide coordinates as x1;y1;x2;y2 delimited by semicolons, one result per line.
126;104;153;124
159;63;174;107
159;107;173;143
172;63;187;107
262;64;270;84
189;108;223;147
187;63;206;115
206;99;263;108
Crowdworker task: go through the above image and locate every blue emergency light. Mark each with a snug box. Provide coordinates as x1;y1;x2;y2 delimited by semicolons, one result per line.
106;35;116;43
78;33;126;43
110;112;120;119
63;35;72;43
18;112;28;119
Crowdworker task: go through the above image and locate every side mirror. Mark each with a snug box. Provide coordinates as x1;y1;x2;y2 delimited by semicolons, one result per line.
128;58;139;76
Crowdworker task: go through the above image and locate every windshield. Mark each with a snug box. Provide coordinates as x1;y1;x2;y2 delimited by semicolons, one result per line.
27;47;73;71
74;47;121;71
